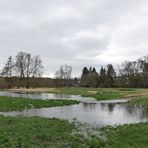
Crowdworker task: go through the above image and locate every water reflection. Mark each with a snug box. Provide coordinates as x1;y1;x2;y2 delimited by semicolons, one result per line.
0;91;97;103
0;102;147;127
0;91;147;127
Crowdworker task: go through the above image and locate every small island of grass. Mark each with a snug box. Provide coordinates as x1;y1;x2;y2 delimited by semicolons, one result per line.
0;96;79;112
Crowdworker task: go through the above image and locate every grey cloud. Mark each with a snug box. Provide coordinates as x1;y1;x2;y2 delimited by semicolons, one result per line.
0;0;148;77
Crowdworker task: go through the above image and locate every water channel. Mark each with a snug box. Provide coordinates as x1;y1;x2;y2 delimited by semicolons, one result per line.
0;91;147;127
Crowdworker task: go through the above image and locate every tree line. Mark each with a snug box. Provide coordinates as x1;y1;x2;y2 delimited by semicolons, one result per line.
1;52;148;88
80;55;148;88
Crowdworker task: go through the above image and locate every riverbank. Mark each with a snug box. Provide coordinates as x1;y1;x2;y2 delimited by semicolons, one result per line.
0;96;79;111
128;96;148;106
8;87;148;100
0;116;147;148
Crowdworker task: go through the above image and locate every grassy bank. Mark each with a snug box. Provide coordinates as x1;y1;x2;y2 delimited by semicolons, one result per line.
0;96;79;112
128;96;148;105
101;122;148;148
47;87;148;100
9;87;148;100
0;116;147;148
0;116;103;148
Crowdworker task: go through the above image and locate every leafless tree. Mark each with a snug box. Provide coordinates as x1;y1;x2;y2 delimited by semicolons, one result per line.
55;65;72;86
32;55;43;78
15;51;28;79
118;61;140;87
15;51;43;88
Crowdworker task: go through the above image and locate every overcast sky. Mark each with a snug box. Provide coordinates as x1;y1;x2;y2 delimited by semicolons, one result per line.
0;0;148;77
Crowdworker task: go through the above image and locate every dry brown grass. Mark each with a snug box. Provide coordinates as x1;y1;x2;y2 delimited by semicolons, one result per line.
126;92;148;98
9;87;56;93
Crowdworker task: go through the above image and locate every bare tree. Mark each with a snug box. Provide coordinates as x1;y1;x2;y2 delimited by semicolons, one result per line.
137;55;148;87
25;53;33;88
15;51;43;88
15;51;27;79
118;61;140;87
32;55;43;78
55;65;72;87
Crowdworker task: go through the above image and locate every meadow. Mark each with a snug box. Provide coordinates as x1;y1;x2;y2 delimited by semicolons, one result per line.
0;87;147;147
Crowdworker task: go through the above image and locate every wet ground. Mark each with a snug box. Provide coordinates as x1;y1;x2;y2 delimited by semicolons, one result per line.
0;91;147;127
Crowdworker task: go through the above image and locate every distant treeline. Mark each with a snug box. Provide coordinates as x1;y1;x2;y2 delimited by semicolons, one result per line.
0;51;148;88
80;55;148;88
0;77;75;89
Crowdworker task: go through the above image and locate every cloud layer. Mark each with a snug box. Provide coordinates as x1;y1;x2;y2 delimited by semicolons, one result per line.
0;0;148;77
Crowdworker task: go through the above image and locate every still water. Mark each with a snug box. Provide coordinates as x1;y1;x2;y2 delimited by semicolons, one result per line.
0;91;147;127
0;91;97;103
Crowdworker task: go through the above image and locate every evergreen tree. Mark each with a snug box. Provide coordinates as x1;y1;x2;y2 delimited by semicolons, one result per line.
106;64;116;87
1;56;13;77
80;67;89;86
81;67;99;87
87;67;99;87
1;56;14;88
99;66;106;86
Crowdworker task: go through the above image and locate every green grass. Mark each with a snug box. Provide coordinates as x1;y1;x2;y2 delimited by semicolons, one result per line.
0;116;104;148
0;96;79;111
128;96;148;105
101;122;148;148
0;116;147;148
48;87;148;100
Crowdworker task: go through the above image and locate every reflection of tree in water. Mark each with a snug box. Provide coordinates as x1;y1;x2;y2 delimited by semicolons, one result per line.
124;104;148;119
139;105;148;118
82;103;116;113
107;103;115;112
100;103;106;110
54;94;70;99
100;103;115;113
82;103;96;111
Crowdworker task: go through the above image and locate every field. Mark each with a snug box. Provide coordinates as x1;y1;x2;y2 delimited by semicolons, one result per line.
0;87;147;147
0;96;79;111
